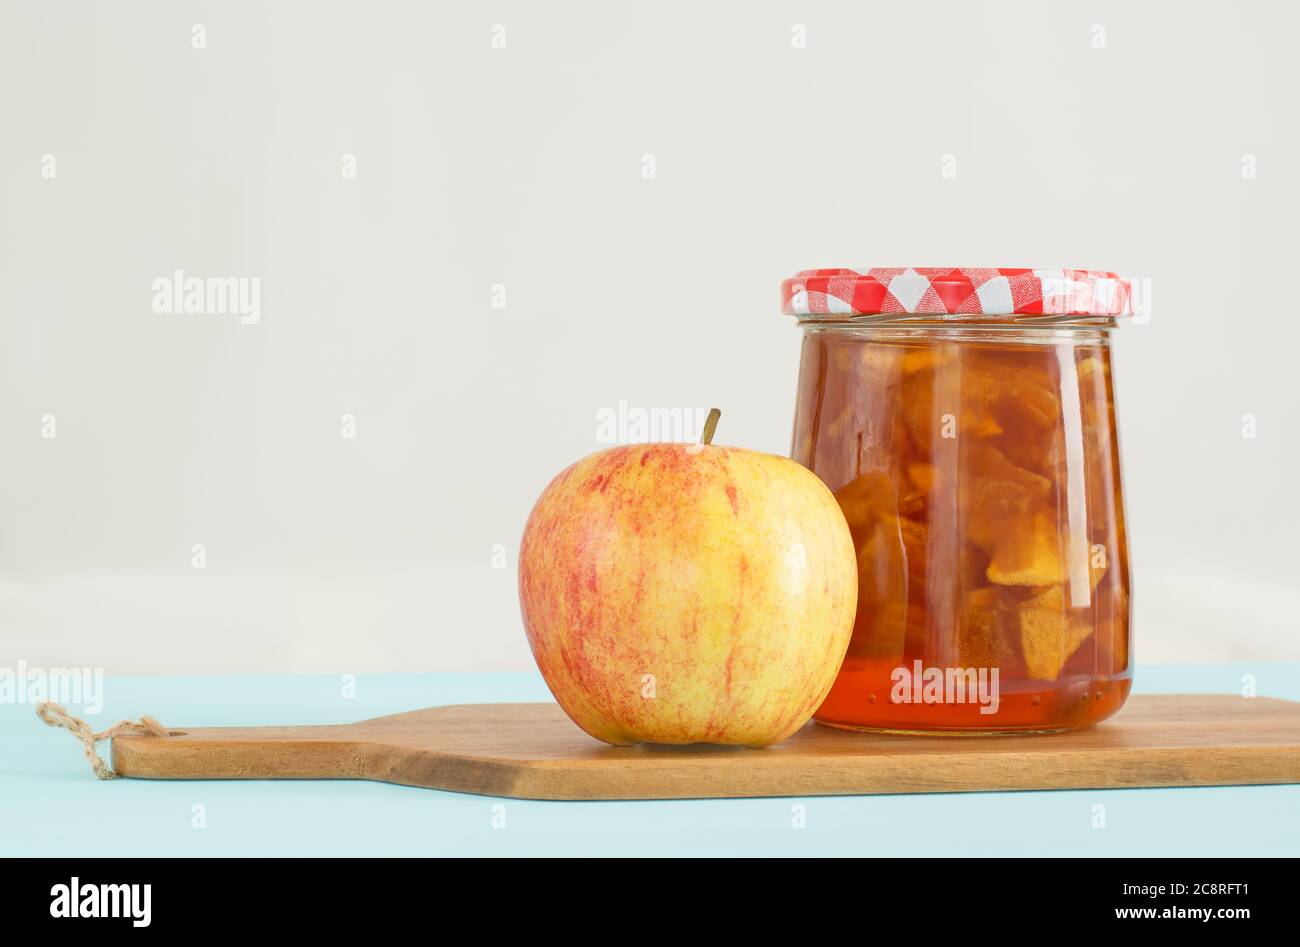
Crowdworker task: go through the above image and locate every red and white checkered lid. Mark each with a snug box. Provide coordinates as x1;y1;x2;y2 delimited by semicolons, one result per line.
782;268;1133;318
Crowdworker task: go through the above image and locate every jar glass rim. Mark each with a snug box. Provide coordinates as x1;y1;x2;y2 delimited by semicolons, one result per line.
799;322;1115;346
795;312;1123;329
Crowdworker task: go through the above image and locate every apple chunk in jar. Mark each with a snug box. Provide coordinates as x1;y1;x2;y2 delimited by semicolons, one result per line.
784;268;1134;734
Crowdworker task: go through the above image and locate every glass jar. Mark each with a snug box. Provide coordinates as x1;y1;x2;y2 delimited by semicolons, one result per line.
784;268;1133;734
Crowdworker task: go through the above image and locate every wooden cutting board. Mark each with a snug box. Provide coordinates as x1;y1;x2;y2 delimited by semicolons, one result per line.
111;694;1300;800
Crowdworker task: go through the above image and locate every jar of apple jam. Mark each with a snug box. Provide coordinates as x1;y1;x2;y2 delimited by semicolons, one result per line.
784;268;1134;734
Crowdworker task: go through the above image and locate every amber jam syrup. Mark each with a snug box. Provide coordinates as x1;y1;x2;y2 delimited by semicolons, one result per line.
792;326;1131;734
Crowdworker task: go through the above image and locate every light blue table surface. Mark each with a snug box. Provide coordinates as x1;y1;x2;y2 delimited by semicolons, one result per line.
3;665;1297;857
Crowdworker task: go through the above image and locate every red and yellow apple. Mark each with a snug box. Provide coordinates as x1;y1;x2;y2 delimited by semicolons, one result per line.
518;420;857;747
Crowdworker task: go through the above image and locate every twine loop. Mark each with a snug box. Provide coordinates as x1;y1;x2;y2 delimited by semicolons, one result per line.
36;701;180;780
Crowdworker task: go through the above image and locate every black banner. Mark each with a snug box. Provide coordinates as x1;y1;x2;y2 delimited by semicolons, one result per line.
0;856;1288;931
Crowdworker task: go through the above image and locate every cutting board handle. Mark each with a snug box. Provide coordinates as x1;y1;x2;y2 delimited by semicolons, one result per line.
113;724;372;780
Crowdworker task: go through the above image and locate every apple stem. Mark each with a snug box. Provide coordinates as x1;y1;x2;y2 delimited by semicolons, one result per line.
700;408;721;446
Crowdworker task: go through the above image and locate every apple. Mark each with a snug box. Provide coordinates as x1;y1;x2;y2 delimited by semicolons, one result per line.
518;410;857;747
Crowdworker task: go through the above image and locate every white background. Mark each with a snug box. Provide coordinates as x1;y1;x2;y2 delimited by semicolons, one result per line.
2;1;1297;675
